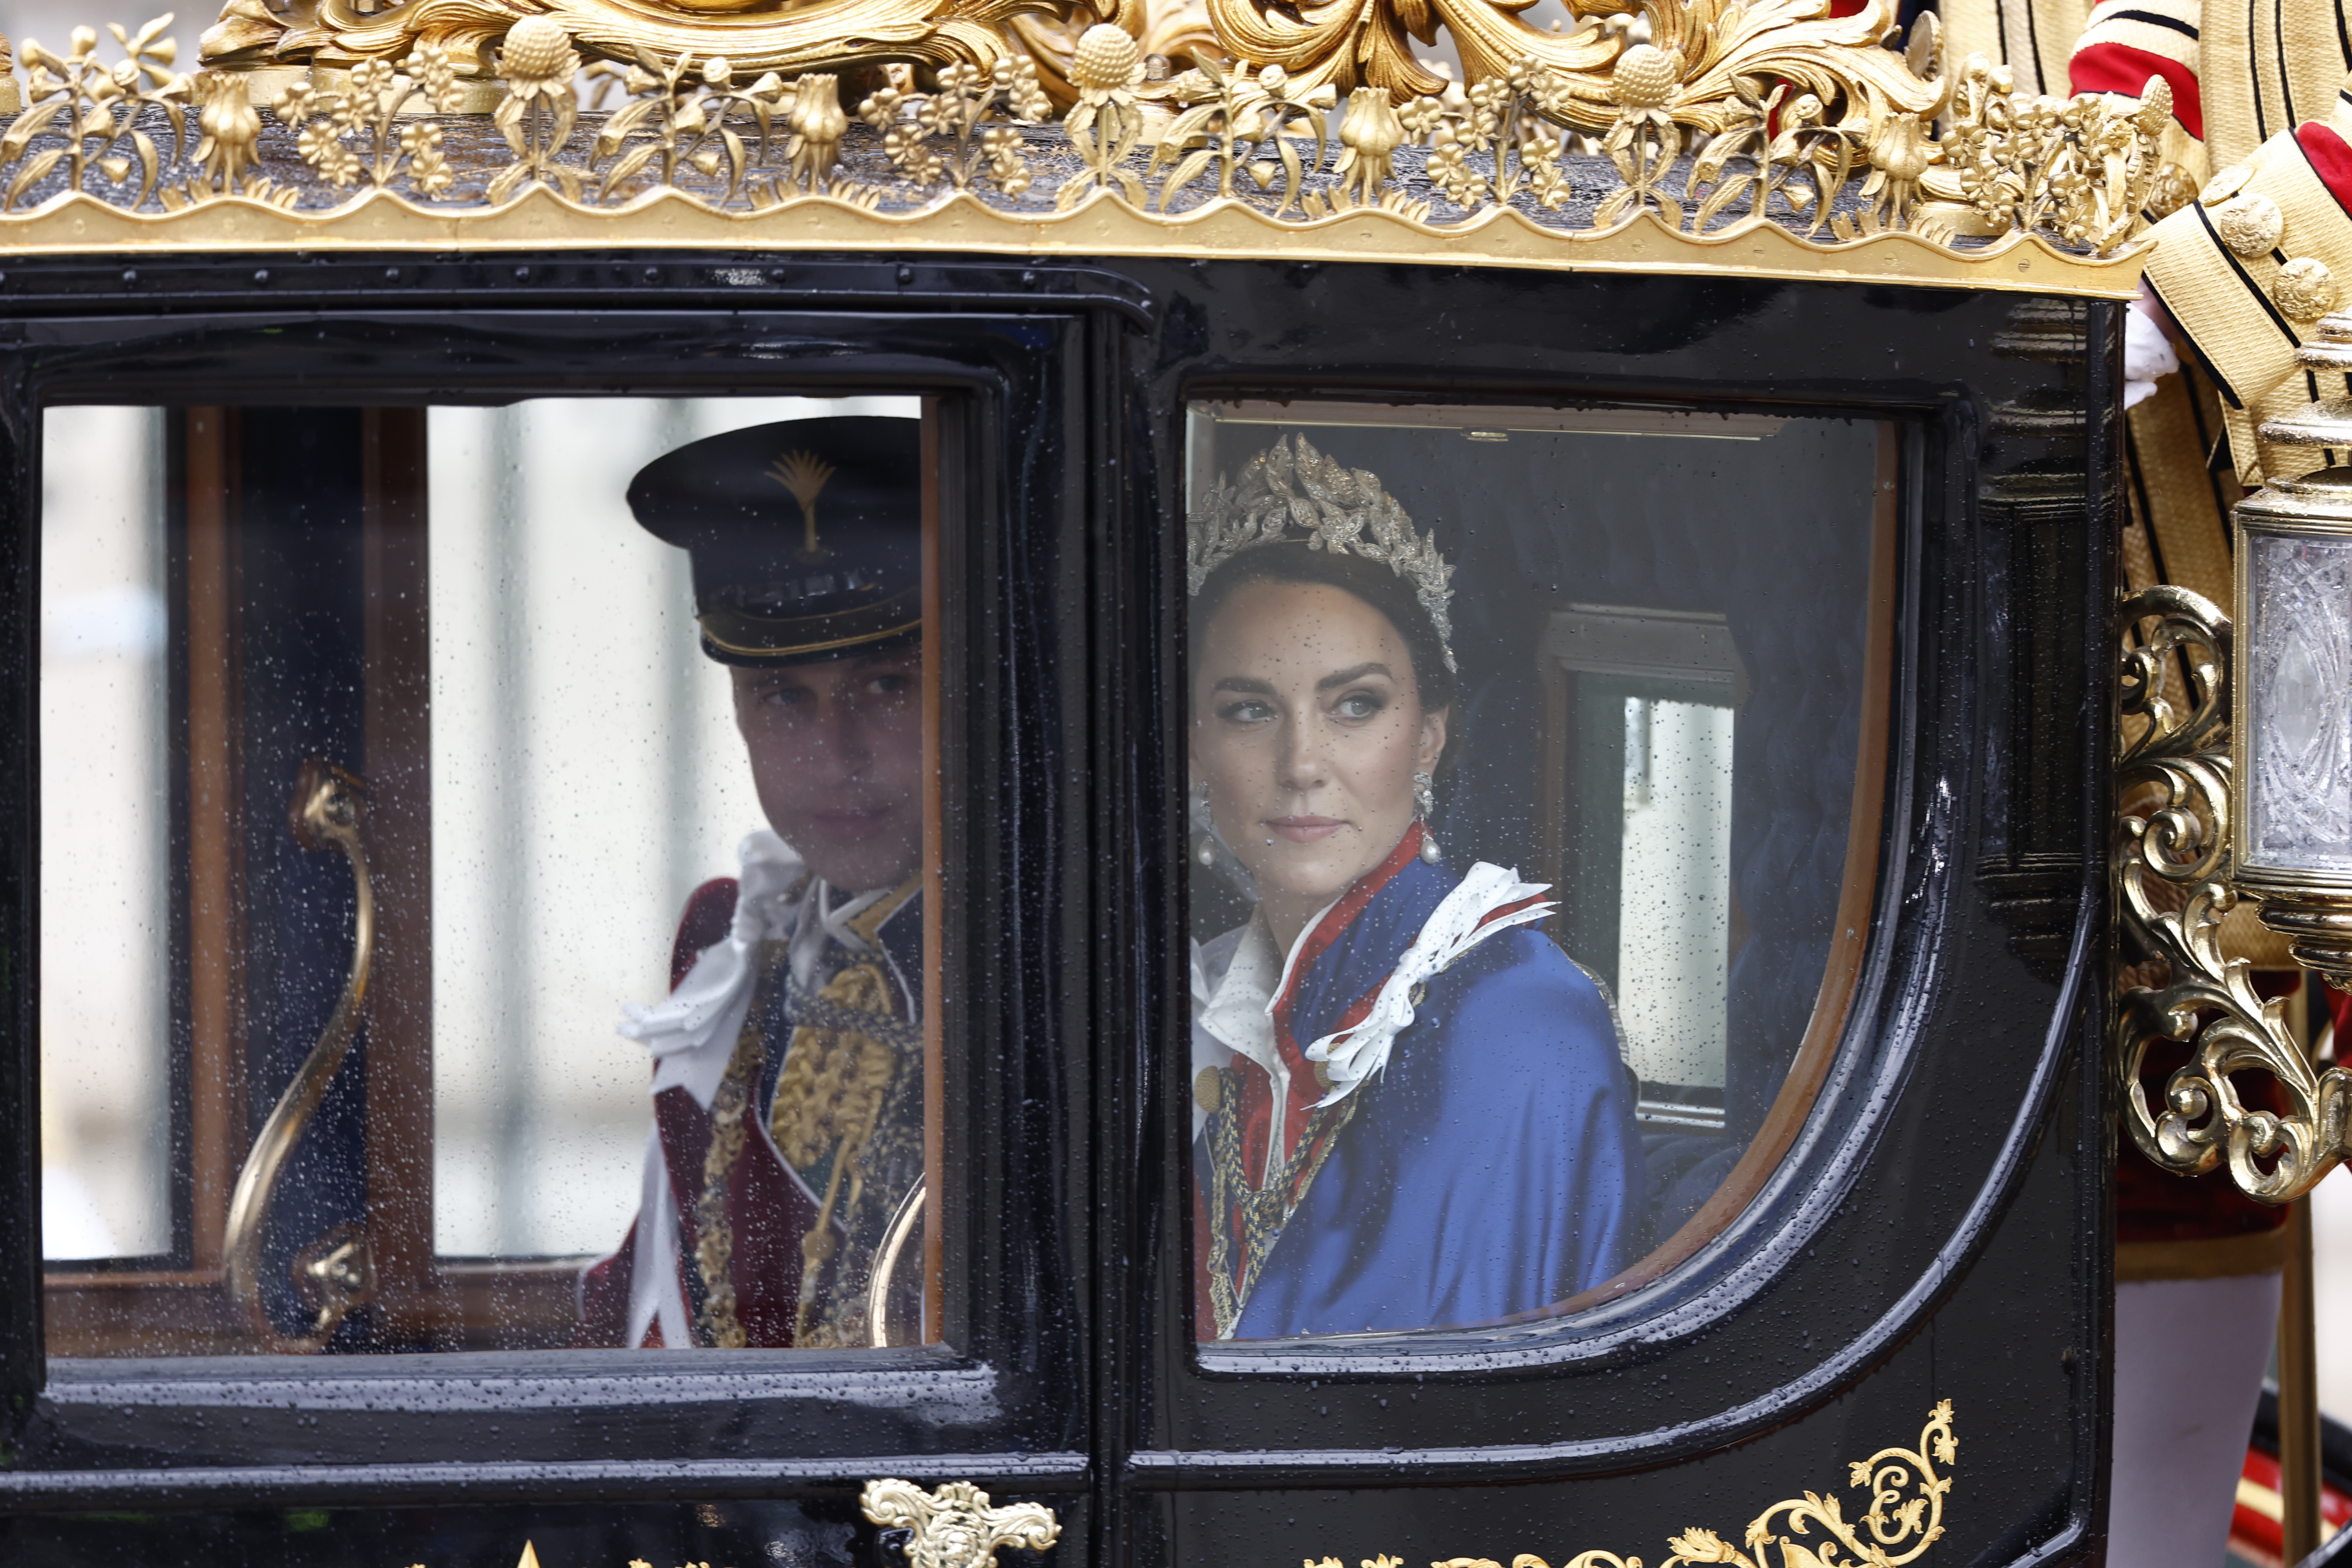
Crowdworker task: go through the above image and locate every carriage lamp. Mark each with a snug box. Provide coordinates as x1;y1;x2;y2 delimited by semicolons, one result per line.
2234;312;2352;991
2222;310;2352;1568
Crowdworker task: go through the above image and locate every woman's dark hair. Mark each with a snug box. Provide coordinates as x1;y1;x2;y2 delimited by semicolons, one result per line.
1189;541;1460;767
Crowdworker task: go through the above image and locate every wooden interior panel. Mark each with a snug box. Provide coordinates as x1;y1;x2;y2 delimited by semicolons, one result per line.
358;407;439;1338
183;406;246;1276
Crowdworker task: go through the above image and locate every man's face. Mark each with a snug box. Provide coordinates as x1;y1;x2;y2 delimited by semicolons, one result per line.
731;646;924;892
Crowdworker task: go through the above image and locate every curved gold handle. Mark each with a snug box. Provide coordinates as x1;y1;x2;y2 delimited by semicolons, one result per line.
221;757;380;1353
861;1479;1059;1568
866;1174;927;1347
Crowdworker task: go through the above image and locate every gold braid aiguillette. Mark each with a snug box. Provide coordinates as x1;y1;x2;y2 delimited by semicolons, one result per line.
772;959;904;1347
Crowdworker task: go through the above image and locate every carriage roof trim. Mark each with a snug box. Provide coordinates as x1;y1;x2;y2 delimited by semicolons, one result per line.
0;0;2163;296
0;182;2146;296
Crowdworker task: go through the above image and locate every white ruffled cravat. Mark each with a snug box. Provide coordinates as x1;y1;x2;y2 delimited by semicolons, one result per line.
616;829;906;1114
617;829;810;1113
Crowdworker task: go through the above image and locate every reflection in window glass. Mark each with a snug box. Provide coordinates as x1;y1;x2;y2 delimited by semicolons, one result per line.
427;396;909;1260
1615;694;1733;1117
42;396;940;1355
1185;402;1887;1340
39;406;169;1261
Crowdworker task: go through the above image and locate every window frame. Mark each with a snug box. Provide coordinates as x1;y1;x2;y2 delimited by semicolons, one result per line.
1113;265;2113;1518
0;276;1125;1499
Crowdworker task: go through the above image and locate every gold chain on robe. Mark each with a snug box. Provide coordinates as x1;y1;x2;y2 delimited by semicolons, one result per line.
1202;1074;1356;1340
691;875;923;1349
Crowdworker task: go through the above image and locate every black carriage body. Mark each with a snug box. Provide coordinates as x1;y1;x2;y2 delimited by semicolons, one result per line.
0;252;2116;1568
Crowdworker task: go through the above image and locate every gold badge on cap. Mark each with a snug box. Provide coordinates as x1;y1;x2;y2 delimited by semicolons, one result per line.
768;449;838;563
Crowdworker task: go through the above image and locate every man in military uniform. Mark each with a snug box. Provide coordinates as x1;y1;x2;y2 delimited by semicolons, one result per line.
577;414;929;1350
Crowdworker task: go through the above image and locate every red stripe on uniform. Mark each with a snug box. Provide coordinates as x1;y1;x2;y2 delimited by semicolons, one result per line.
2070;41;2203;140
2296;119;2352;216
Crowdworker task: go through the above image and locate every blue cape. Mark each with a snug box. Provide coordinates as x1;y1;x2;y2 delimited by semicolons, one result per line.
1228;855;1645;1338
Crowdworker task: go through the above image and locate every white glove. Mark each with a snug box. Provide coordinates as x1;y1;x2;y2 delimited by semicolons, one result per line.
2124;297;2180;409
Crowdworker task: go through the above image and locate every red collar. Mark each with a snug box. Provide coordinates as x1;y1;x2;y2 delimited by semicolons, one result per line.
1267;819;1427;1033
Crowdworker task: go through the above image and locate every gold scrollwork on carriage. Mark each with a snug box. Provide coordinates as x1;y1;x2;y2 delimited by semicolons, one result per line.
1314;1402;1957;1568
2114;587;2352;1203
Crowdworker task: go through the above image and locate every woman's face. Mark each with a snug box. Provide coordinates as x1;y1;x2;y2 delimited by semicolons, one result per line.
1190;579;1448;933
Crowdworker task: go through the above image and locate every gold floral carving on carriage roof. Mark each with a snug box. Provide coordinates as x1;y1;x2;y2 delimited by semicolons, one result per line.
0;0;2161;289
199;0;1097;85
1316;1403;1958;1568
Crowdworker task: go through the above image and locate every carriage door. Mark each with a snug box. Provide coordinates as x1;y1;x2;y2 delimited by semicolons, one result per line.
1107;260;2111;1568
6;282;1114;1568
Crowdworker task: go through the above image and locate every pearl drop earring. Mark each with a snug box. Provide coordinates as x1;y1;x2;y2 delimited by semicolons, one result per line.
1191;780;1218;867
1413;770;1442;864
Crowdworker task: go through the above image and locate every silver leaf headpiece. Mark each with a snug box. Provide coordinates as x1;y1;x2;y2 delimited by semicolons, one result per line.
1184;435;1456;672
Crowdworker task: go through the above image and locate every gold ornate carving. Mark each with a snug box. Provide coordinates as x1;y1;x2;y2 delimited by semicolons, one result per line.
2114;587;2351;1203
1152;55;1331;216
0;180;2150;298
1918;60;2173;252
859;1480;1062;1568
487;13;579;198
201;0;1084;86
858;54;1052;196
588;46;790;203
1060;22;1147;206
7;18;188;210
181;67;265;198
274;43;463;189
0;0;2170;280
1311;1404;1956;1568
1197;0;1932;132
221;757;381;1353
163;0;2144;253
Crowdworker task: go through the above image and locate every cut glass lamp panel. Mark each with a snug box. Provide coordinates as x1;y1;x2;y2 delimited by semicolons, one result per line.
2247;532;2352;872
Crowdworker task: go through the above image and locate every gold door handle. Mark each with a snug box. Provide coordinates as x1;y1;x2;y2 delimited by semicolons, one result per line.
861;1479;1061;1568
221;757;381;1352
865;1174;926;1347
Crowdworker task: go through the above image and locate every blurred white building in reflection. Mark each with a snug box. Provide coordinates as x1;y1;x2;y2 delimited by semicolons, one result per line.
40;405;170;1260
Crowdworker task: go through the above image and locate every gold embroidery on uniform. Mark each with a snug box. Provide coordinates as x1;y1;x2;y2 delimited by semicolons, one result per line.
691;877;922;1349
775;874;924;1347
694;939;792;1349
774;959;902;1346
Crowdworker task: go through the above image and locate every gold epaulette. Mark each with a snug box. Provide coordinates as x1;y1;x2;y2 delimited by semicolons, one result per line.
2144;86;2352;483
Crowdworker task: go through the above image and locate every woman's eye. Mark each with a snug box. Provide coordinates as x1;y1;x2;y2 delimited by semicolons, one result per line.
1217;698;1273;724
1334;691;1386;719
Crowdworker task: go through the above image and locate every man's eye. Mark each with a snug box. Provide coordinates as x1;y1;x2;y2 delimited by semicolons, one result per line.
760;685;811;708
867;673;912;696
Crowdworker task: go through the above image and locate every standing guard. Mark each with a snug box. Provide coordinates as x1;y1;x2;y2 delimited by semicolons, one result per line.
577;415;930;1350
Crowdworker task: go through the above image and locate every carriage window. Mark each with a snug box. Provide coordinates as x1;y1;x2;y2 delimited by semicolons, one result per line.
1184;400;1892;1341
42;396;946;1355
